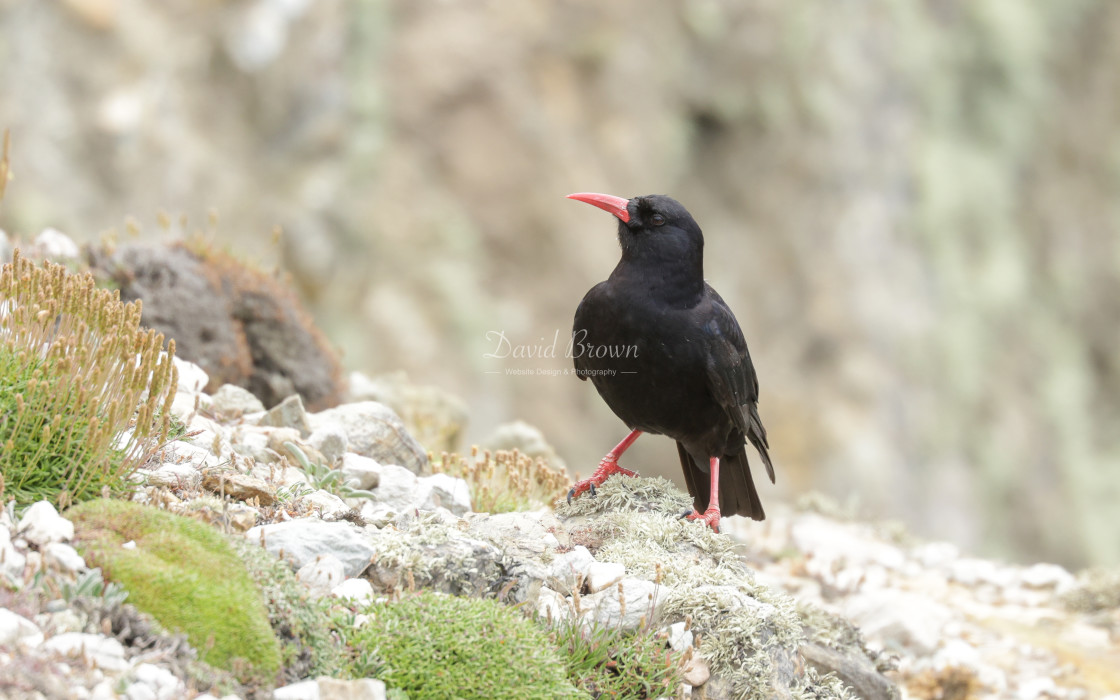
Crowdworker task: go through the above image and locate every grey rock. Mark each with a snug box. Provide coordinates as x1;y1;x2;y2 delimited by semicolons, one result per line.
202;470;276;505
309;425;348;465
0;608;44;647
580;577;664;631
43;632;128;671
356;501;398;528
682;656;710;687
331;578;375;605
131;663;185;700
247;519;375;577
665;621;693;652
1019;563;1074;590
585;561;626;593
415;473;472;515
800;642;899;700
273;679;319;700
174;357;211;395
232;428;275;462
310;401;427;474
950;557;1015;587
211;384;266;418
18;501;75;546
483;420;566;471
550;545;595;595
126;683;157;700
34;227;81;261
348;371;469;455
267;428;309;461
318;677;386;700
366;533;503;598
0;527;27;584
166;440;227;469
501;557;552;605
261;394;312;436
467;511;561;561
340;453;381;490
844;590;952;655
297;554;347;596
146;462;203;490
371;463;419;506
537;586;569;621
302;490;351;519
43;542;86;573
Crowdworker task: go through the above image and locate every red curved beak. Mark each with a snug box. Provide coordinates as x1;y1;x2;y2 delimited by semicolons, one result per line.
567;192;631;223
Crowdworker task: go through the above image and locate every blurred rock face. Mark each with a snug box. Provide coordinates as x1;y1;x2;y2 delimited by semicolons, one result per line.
2;1;1119;567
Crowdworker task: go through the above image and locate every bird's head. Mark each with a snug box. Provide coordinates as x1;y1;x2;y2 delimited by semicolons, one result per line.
567;192;705;272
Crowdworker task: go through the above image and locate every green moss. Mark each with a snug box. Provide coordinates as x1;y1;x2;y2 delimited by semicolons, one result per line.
67;499;281;684
339;591;581;699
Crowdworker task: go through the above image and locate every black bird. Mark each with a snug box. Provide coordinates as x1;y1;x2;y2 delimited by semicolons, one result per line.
565;192;775;532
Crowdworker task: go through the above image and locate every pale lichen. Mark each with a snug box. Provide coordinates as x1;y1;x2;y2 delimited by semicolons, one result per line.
556;475;856;699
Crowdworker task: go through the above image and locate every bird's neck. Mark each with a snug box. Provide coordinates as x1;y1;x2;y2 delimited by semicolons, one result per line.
612;246;705;307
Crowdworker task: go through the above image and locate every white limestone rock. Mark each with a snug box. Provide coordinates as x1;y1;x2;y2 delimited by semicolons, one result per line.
297;554;347;596
0;608;44;647
18;501;74;546
43;632;128;671
331;578;375;605
248;518;375;577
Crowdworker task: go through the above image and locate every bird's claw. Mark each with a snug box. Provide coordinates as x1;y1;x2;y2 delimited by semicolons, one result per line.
565;456;636;505
679;509;694;520
682;507;721;533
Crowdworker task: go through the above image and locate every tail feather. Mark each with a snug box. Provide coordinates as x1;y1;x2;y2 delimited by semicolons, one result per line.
746;404;775;484
676;443;765;521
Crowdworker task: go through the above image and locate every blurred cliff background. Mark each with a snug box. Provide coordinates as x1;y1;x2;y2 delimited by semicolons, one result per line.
1;0;1118;569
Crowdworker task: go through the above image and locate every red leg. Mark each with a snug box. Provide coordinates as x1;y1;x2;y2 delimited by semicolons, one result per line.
567;430;642;503
683;456;722;532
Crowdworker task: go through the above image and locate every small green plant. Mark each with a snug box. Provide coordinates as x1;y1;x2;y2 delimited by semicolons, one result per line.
336;591;581;699
59;567;130;608
282;442;376;500
0;251;178;507
546;617;688;698
430;446;568;514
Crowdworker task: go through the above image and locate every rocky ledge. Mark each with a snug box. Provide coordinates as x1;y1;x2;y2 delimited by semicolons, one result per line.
1;358;1118;699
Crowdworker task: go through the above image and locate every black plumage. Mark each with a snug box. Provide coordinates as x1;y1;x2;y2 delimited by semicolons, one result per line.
566;192;775;530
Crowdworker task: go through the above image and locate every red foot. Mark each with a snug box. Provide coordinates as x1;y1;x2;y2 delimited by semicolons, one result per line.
566;457;638;504
682;506;721;533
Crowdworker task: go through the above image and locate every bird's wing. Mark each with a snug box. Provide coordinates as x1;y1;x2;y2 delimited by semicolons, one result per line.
700;284;775;483
571;289;601;381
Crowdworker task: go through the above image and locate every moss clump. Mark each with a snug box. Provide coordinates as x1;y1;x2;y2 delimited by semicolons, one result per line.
339;591;581;699
0;251;177;507
430;446;568;513
68;499;281;685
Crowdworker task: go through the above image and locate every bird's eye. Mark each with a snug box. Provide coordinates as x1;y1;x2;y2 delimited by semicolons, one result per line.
651;214;666;226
